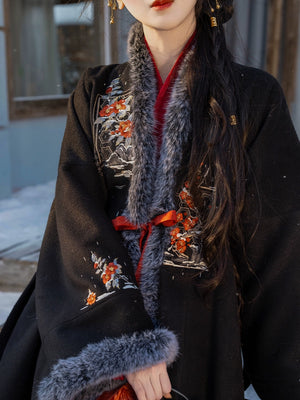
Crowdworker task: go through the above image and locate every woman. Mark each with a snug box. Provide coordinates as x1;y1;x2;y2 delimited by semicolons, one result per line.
0;1;299;399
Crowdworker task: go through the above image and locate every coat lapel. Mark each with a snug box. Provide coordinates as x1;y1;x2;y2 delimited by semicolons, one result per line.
126;23;157;226
122;23;194;319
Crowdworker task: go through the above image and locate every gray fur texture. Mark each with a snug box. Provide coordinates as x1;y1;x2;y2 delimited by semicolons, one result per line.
124;23;193;319
126;23;157;226
38;328;178;400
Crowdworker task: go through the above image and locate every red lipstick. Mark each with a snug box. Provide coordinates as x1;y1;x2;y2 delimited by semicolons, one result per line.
151;0;174;10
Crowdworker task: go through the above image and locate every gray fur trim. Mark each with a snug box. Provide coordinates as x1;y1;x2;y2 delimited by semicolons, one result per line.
38;328;179;400
126;23;157;225
121;229;141;268
149;51;193;217
141;53;193;318
124;23;194;319
139;226;171;318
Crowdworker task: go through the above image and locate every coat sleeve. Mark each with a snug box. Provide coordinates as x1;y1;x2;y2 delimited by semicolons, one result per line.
36;69;178;400
239;74;300;399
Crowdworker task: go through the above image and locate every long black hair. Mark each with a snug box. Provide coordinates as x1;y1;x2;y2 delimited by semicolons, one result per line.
187;0;249;289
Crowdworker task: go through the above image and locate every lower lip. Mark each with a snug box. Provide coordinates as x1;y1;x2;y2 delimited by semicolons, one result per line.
151;2;173;10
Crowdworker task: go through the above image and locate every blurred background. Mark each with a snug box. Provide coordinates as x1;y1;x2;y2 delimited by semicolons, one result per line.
0;0;299;198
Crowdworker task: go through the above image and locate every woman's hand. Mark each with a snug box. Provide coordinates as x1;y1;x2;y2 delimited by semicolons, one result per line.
126;362;172;400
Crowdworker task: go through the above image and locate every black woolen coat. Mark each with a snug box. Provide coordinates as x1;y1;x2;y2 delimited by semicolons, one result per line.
0;24;299;400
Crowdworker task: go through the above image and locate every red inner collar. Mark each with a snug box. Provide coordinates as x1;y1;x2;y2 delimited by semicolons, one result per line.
144;31;195;90
144;32;195;155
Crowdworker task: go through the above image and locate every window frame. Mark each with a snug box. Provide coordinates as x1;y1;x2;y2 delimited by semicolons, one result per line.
4;0;109;120
0;19;9;126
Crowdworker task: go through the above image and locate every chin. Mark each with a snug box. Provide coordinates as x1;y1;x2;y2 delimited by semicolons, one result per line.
144;19;186;32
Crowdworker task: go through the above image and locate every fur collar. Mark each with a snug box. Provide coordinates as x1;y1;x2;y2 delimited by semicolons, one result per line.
123;22;193;319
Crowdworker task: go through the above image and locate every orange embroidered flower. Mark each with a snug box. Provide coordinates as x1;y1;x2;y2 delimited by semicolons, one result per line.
102;262;118;284
86;290;96;306
100;100;127;118
179;189;187;201
186;196;195;209
114;99;126;112
117;120;132;138
99;104;115;117
179;188;195;209
170;227;180;244
94;262;98;270
102;274;111;285
176;239;187;253
176;212;183;222
107;262;118;273
182;217;199;231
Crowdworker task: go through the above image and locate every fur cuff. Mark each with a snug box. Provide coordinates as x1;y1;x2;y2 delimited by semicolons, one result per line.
38;328;179;400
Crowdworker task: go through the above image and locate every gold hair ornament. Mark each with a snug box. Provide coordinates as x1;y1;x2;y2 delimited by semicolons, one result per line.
107;0;118;24
230;115;237;126
210;16;218;27
208;1;222;27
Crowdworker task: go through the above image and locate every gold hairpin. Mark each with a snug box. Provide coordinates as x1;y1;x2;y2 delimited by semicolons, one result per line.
208;1;219;27
210;16;218;27
230;115;237;126
107;0;117;24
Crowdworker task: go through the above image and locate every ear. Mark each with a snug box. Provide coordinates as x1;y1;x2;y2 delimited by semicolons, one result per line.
116;0;125;9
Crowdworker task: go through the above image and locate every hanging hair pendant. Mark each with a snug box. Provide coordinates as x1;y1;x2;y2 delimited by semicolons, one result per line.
230;115;237;126
208;0;221;27
107;0;118;24
210;16;218;27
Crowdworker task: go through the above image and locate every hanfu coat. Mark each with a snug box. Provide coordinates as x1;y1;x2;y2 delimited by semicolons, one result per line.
0;23;299;400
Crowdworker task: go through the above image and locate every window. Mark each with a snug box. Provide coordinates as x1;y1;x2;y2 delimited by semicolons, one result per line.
0;0;8;126
7;0;106;119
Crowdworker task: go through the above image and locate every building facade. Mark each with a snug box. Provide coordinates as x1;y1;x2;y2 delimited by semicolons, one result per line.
0;0;299;199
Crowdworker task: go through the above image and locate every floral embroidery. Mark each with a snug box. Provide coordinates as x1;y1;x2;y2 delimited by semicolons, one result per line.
82;252;138;309
94;77;134;179
114;99;127;112
176;238;187;254
182;216;199;231
164;182;208;271
92;253;138;291
170;227;180;242
86;289;96;306
169;184;200;255
179;183;195;209
111;120;132;138
99;104;115;117
170;220;195;254
101;261;120;286
176;213;183;222
99;99;127;117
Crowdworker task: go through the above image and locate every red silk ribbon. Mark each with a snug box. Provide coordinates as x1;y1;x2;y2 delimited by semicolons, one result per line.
112;210;177;283
96;383;137;400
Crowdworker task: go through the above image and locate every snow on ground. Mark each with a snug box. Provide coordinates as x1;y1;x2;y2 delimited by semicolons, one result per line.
0;180;261;399
0;181;55;324
0;292;21;326
0;180;55;251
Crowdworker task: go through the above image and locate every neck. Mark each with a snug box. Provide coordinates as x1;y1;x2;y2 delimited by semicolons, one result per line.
143;24;195;82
